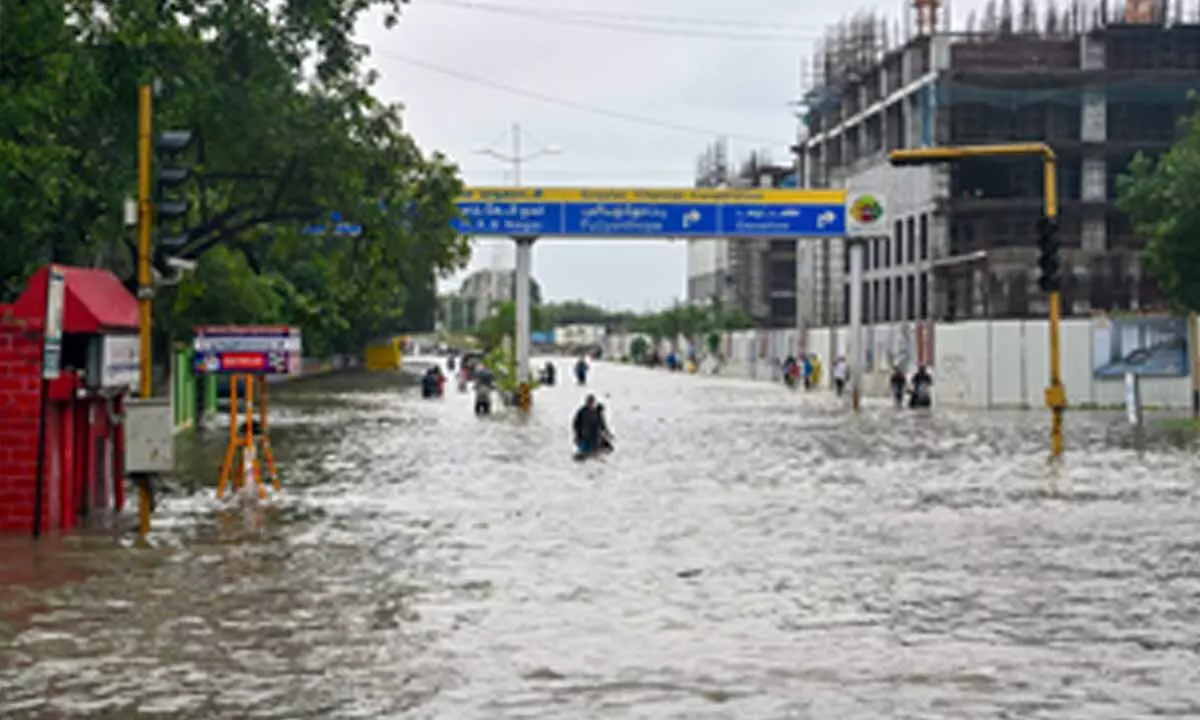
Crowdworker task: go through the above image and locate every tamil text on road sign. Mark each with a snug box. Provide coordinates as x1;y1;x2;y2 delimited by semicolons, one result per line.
193;325;303;376
454;187;887;238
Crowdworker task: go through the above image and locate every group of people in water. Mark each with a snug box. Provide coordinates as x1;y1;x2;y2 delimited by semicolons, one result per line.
424;355;496;414
428;355;609;443
779;354;934;408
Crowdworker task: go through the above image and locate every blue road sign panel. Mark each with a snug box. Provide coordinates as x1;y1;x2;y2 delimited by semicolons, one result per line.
563;203;721;236
722;204;846;236
454;201;847;237
302;222;363;237
454;202;565;236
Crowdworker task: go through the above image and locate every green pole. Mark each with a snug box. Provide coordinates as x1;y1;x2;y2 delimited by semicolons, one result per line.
172;346;183;429
203;373;217;419
184;348;196;428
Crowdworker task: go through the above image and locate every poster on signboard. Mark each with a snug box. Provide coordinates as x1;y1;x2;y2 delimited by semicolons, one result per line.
1093;315;1188;379
193;325;304;376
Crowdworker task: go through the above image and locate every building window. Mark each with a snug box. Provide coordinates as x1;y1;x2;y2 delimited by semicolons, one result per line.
884;279;893;320
919;214;929;260
919;272;929;318
906;274;916;319
906;217;916;265
893;220;903;265
895;277;905;320
883;235;891;268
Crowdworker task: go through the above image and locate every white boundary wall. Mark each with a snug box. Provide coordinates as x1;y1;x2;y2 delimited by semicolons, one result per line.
602;318;1195;409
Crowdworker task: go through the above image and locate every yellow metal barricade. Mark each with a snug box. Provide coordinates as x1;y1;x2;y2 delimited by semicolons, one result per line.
365;336;404;371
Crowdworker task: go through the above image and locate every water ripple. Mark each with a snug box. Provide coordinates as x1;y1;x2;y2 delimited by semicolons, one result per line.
2;362;1200;718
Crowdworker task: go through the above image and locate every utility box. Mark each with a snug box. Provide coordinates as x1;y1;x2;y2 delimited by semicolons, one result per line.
85;334;140;390
125;398;175;474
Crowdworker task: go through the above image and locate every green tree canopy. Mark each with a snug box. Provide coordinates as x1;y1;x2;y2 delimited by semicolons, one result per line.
629;303;754;340
1117;107;1200;312
473;301;547;351
2;0;467;360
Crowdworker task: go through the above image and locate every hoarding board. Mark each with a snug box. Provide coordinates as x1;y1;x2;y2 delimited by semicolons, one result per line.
193;325;303;376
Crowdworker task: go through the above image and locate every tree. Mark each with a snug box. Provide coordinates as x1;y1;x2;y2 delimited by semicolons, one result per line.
473;301;547;351
630;336;649;364
540;299;611;327
1;0;466;362
1116;107;1200;312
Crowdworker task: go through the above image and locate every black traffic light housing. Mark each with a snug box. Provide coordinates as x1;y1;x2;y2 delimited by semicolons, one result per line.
154;129;195;249
1036;215;1061;293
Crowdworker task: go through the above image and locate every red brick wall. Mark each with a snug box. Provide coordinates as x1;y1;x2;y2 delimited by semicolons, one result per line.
0;312;44;533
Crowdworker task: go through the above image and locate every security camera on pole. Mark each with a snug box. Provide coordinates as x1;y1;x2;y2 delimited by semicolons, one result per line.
473;124;562;411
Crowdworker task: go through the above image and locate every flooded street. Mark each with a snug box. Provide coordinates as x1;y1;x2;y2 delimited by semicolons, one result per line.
3;361;1200;718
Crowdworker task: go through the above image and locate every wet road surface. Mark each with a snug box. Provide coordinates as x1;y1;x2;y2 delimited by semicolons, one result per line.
2;360;1200;718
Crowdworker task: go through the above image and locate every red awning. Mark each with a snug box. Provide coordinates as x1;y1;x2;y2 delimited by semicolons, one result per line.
13;265;139;334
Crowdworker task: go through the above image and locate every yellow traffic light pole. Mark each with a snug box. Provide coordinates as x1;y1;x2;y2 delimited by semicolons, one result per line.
889;143;1065;459
136;84;154;535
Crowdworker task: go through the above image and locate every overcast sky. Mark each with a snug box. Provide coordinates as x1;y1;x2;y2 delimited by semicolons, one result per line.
357;0;989;311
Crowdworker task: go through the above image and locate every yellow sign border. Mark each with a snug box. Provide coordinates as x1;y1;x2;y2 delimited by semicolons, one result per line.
459;186;848;205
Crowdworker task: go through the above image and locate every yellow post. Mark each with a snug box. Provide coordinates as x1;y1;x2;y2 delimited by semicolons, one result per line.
136;83;154;537
889;142;1068;458
259;380;280;491
1042;154;1066;458
217;376;238;498
245;375;266;500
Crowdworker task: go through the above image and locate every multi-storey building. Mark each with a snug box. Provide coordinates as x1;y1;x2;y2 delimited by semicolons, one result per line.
438;268;543;332
795;0;1200;325
687;141;800;327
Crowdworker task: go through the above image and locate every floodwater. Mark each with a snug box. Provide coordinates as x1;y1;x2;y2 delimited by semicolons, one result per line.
3;361;1200;719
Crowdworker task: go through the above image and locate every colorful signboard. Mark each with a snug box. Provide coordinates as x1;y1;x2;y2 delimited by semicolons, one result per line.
453;187;887;239
193;325;303;376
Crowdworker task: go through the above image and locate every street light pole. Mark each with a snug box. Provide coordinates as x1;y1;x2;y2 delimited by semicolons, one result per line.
474;125;562;410
511;121;521;187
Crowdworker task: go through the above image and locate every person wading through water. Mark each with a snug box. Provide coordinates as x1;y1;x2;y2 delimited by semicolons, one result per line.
572;394;601;455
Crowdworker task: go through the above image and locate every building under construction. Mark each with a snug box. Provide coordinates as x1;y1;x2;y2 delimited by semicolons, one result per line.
795;0;1200;326
687;141;799;327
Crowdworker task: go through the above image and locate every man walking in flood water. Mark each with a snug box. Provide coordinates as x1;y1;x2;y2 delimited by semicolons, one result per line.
572;394;601;455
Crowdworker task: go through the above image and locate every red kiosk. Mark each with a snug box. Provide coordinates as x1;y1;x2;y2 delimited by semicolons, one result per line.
0;265;141;535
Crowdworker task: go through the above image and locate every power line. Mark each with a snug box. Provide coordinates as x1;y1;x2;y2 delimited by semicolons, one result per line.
378;52;793;146
423;0;826;33
420;0;823;43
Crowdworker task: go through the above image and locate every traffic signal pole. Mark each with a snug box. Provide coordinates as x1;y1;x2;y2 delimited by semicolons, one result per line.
137;84;154;400
136;84;154;537
889;142;1066;459
1042;153;1066;458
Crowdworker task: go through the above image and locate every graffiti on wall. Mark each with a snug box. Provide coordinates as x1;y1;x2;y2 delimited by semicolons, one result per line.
939;352;971;403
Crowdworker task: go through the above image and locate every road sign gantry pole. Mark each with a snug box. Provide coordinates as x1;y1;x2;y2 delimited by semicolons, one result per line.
889;142;1066;458
848;238;865;411
513;235;535;411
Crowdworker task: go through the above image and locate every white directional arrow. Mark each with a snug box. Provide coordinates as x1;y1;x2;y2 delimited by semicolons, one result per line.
683;209;701;228
817;211;836;228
